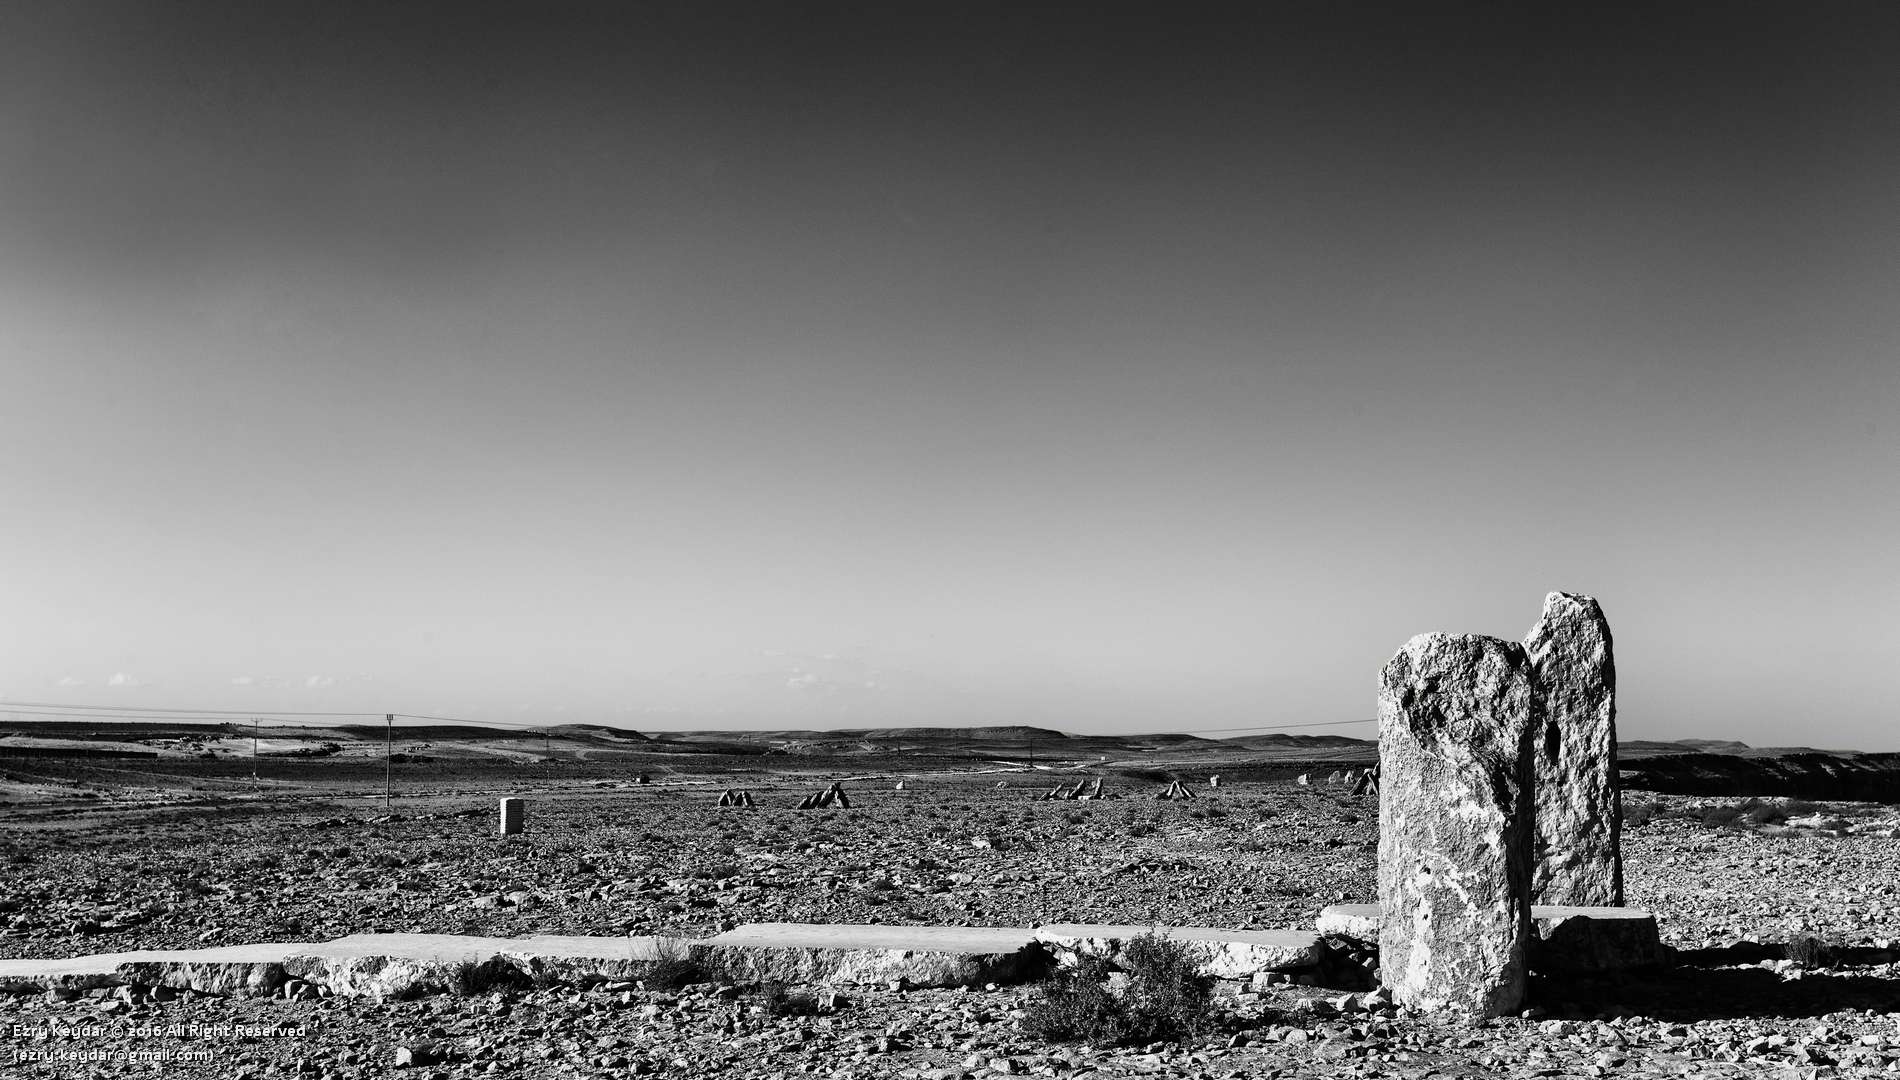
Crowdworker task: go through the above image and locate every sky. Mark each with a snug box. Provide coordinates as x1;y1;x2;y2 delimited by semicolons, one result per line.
1;3;1896;747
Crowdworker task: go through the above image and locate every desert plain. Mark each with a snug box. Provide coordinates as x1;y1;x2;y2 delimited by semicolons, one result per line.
2;722;1899;1079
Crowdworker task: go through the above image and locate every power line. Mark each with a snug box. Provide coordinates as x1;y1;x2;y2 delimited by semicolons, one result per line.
1177;719;1377;734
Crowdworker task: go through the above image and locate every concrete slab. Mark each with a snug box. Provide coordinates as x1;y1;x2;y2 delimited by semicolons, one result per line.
282;933;675;998
1315;904;1664;973
0;935;679;999
1530;906;1666;973
0;943;316;995
1316;903;1381;940
700;923;1046;988
1034;925;1322;979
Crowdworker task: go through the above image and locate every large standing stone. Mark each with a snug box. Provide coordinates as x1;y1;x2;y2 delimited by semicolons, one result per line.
1524;592;1621;906
1378;633;1534;1018
498;797;524;836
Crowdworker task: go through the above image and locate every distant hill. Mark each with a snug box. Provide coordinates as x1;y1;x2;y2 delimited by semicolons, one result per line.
1220;733;1374;752
544;724;650;741
1620;739;1862;760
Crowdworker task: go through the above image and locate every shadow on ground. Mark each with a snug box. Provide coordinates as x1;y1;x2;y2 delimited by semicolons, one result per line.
1531;961;1900;1021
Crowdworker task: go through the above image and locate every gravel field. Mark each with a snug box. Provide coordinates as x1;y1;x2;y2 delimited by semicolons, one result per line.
3;773;1898;1078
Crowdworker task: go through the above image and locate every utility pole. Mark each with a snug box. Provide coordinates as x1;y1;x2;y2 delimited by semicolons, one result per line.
251;717;259;793
385;713;393;803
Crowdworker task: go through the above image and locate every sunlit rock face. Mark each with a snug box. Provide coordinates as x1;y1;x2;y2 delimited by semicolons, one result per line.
1377;632;1534;1019
1524;591;1622;907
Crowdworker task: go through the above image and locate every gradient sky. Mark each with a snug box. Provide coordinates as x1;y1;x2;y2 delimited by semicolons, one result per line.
2;3;1896;746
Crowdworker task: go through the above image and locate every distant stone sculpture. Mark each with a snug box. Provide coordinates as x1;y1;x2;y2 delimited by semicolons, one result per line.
1155;779;1197;800
498;797;524;836
716;788;755;808
1038;782;1065;802
1524;592;1622;907
1208;775;1220;788
1349;766;1378;797
1378;633;1534;1019
794;783;850;810
1295;773;1310;786
894;780;907;791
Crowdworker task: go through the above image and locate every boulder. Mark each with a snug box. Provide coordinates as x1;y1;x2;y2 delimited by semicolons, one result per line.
1524;592;1622;906
1378;632;1535;1018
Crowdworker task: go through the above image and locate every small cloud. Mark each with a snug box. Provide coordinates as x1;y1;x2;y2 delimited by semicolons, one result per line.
55;675;85;688
107;671;150;688
230;675;256;687
303;675;335;689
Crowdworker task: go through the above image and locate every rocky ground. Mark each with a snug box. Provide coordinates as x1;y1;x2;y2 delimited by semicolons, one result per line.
3;773;1899;1078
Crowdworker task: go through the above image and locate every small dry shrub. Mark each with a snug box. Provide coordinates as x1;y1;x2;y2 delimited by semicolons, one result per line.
755;981;821;1017
1743;800;1787;826
1020;932;1215;1046
1782;935;1839;969
644;937;708;990
447;959;532;996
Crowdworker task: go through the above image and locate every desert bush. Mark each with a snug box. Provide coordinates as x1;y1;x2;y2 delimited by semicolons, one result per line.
1698;803;1746;828
1019;932;1216;1046
448;959;532;996
1743;800;1787;825
755;981;821;1017
643;937;708;990
1623;800;1656;828
1779;798;1821;817
1782;935;1839;969
1127;822;1158;838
